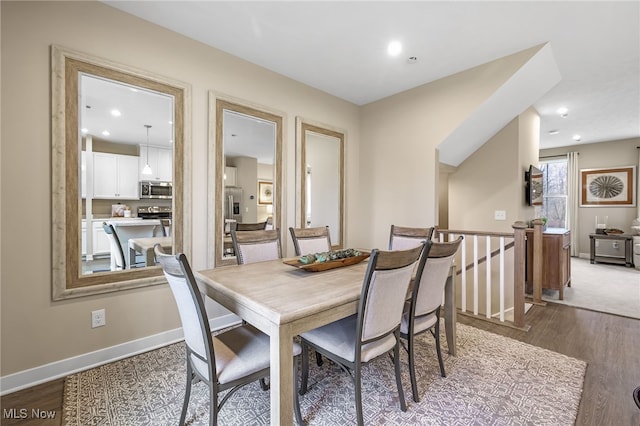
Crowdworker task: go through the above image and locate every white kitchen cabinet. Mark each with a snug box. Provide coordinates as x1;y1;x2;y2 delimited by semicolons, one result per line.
81;220;87;256
225;166;237;187
93;152;139;199
92;221;111;256
139;145;172;182
82;220;110;257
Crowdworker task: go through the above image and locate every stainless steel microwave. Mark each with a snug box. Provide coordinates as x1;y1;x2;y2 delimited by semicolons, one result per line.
140;181;172;199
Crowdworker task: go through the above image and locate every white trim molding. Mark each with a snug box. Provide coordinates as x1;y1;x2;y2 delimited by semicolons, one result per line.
0;315;240;395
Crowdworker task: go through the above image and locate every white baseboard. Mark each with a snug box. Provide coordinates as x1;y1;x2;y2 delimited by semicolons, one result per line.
0;314;240;396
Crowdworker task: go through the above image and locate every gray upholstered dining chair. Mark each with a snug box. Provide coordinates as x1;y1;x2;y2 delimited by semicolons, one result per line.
231;229;282;265
102;222;148;270
103;222;126;270
103;222;150;270
289;226;333;367
299;243;426;426
289;226;332;256
154;245;304;426
388;224;435;250
400;236;463;402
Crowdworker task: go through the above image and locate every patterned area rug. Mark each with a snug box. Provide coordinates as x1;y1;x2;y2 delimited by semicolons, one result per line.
62;323;586;425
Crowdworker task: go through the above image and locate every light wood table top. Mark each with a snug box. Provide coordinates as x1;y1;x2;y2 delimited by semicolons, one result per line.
128;236;172;267
195;258;456;425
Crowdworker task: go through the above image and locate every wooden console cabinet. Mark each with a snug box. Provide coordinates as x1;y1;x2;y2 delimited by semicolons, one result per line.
525;228;571;300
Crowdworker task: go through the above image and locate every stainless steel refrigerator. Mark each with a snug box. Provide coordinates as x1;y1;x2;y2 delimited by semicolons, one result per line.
224;187;243;228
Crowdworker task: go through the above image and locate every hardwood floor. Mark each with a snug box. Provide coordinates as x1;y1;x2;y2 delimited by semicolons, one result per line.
1;379;64;425
2;303;639;425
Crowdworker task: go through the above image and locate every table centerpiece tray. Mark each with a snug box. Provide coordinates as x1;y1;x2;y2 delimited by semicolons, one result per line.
283;250;370;272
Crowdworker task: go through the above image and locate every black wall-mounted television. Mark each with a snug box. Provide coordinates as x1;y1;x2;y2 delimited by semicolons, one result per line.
525;164;543;206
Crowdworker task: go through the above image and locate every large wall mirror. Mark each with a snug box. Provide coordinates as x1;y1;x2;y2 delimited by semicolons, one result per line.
52;45;191;300
210;96;283;267
297;118;345;248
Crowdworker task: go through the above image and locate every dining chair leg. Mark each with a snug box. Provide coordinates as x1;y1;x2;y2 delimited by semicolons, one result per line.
293;356;306;425
408;332;420;402
299;343;310;395
208;380;216;426
354;364;364;426
434;318;446;378
393;336;408;412
315;351;323;366
259;378;270;391
180;365;193;426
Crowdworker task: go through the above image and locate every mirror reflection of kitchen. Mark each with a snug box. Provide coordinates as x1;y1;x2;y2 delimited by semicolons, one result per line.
80;74;174;274
222;109;276;258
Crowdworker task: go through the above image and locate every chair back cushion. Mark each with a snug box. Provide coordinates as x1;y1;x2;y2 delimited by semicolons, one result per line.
232;229;282;264
390;236;425;251
389;225;434;251
289;226;332;256
155;248;212;370
361;265;415;341
103;222;125;269
359;245;424;342
296;237;331;256
413;237;463;317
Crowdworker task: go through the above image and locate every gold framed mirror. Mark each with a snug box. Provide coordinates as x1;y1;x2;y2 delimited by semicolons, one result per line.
52;45;191;300
210;95;283;267
296;118;345;248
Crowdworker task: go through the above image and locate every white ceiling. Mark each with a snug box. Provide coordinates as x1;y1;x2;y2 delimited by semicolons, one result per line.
102;1;639;151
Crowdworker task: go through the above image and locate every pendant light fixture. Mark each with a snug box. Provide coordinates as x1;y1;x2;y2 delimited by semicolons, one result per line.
142;124;153;175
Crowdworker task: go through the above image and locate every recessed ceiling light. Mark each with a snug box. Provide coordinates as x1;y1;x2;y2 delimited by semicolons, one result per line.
557;107;569;117
407;56;418;64
111;109;121;117
572;134;581;141
387;41;402;56
548;130;559;135
81;128;88;134
102;130;110;136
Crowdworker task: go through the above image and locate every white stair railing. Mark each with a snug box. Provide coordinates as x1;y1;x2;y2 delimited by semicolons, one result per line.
436;224;528;328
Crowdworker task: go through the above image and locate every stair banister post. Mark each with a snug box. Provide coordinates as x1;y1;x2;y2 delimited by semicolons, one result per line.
512;221;528;328
531;219;545;304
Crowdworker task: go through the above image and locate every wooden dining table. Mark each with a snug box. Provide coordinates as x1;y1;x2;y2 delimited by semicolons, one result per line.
128;236;172;267
195;257;457;425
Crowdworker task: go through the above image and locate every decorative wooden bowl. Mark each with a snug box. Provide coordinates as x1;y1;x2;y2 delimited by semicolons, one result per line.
283;251;370;272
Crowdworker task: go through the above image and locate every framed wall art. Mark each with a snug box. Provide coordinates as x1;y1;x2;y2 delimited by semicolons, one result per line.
258;180;273;205
580;166;636;207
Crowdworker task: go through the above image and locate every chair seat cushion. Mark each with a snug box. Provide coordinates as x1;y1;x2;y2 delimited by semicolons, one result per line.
400;311;437;335
300;314;396;363
192;325;301;384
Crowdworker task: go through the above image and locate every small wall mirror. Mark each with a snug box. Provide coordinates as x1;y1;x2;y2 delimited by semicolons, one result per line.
211;96;283;267
297;118;345;248
52;45;190;300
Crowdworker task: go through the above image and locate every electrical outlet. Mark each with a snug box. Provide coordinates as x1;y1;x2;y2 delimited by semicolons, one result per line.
612;242;620;249
91;309;106;328
494;210;506;221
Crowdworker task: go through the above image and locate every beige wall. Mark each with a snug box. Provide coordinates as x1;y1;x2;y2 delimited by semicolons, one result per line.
540;137;639;256
358;47;540;249
448;109;539;233
1;0;550;384
0;1;360;377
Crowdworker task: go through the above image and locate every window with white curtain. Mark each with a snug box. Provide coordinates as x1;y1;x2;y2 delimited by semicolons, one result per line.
535;158;568;228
